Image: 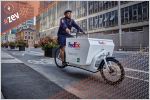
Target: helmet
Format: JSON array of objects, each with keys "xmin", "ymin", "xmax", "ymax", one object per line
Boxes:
[{"xmin": 64, "ymin": 10, "xmax": 72, "ymax": 15}]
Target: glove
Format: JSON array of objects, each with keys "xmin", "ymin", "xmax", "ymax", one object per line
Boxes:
[
  {"xmin": 66, "ymin": 28, "xmax": 71, "ymax": 34},
  {"xmin": 83, "ymin": 32, "xmax": 87, "ymax": 35}
]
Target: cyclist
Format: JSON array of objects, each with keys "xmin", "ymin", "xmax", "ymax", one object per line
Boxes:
[{"xmin": 57, "ymin": 9, "xmax": 85, "ymax": 66}]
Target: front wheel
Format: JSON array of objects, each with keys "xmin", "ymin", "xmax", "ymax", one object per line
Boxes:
[{"xmin": 99, "ymin": 57, "xmax": 125, "ymax": 85}]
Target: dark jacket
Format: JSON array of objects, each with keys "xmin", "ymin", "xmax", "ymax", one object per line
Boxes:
[{"xmin": 57, "ymin": 17, "xmax": 84, "ymax": 37}]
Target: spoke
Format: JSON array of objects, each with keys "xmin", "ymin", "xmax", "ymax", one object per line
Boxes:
[{"xmin": 103, "ymin": 61, "xmax": 121, "ymax": 82}]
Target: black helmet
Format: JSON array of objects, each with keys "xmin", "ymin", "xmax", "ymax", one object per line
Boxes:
[{"xmin": 64, "ymin": 10, "xmax": 72, "ymax": 15}]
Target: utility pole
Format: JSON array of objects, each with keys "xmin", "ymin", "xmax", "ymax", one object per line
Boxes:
[
  {"xmin": 118, "ymin": 1, "xmax": 122, "ymax": 50},
  {"xmin": 87, "ymin": 1, "xmax": 89, "ymax": 38}
]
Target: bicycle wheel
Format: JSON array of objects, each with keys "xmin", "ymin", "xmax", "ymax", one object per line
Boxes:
[
  {"xmin": 54, "ymin": 47, "xmax": 66, "ymax": 68},
  {"xmin": 99, "ymin": 57, "xmax": 125, "ymax": 85}
]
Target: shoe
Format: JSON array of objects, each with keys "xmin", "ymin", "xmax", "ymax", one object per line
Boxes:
[{"xmin": 62, "ymin": 62, "xmax": 67, "ymax": 66}]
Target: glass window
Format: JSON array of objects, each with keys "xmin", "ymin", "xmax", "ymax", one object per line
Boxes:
[
  {"xmin": 98, "ymin": 2, "xmax": 103, "ymax": 11},
  {"xmin": 82, "ymin": 2, "xmax": 87, "ymax": 17},
  {"xmin": 98, "ymin": 15, "xmax": 103, "ymax": 28},
  {"xmin": 105, "ymin": 1, "xmax": 109, "ymax": 10},
  {"xmin": 124, "ymin": 7, "xmax": 129, "ymax": 24},
  {"xmin": 28, "ymin": 36, "xmax": 30, "ymax": 39},
  {"xmin": 132, "ymin": 5, "xmax": 138, "ymax": 22},
  {"xmin": 106, "ymin": 12, "xmax": 110, "ymax": 27},
  {"xmin": 112, "ymin": 1, "xmax": 118, "ymax": 7},
  {"xmin": 82, "ymin": 19, "xmax": 87, "ymax": 31},
  {"xmin": 94, "ymin": 1, "xmax": 99, "ymax": 13},
  {"xmin": 108, "ymin": 2, "xmax": 112, "ymax": 9},
  {"xmin": 121, "ymin": 8, "xmax": 125, "ymax": 24},
  {"xmin": 78, "ymin": 19, "xmax": 87, "ymax": 31},
  {"xmin": 114, "ymin": 10, "xmax": 118, "ymax": 26},
  {"xmin": 103, "ymin": 14, "xmax": 106, "ymax": 27},
  {"xmin": 129, "ymin": 6, "xmax": 132, "ymax": 23},
  {"xmin": 114, "ymin": 1, "xmax": 118, "ymax": 6},
  {"xmin": 77, "ymin": 8, "xmax": 81, "ymax": 18},
  {"xmin": 93, "ymin": 16, "xmax": 99, "ymax": 29},
  {"xmin": 110, "ymin": 11, "xmax": 115, "ymax": 26},
  {"xmin": 57, "ymin": 1, "xmax": 67, "ymax": 19},
  {"xmin": 69, "ymin": 1, "xmax": 76, "ymax": 19},
  {"xmin": 25, "ymin": 36, "xmax": 27, "ymax": 39},
  {"xmin": 138, "ymin": 3, "xmax": 142, "ymax": 22},
  {"xmin": 142, "ymin": 2, "xmax": 148, "ymax": 21},
  {"xmin": 88, "ymin": 1, "xmax": 94, "ymax": 15},
  {"xmin": 89, "ymin": 17, "xmax": 93, "ymax": 30},
  {"xmin": 103, "ymin": 1, "xmax": 109, "ymax": 10},
  {"xmin": 76, "ymin": 1, "xmax": 87, "ymax": 18}
]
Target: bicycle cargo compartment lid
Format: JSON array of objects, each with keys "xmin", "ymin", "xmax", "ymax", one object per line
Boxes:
[{"xmin": 66, "ymin": 38, "xmax": 114, "ymax": 66}]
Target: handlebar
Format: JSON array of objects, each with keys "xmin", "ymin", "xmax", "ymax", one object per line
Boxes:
[
  {"xmin": 69, "ymin": 32, "xmax": 88, "ymax": 38},
  {"xmin": 70, "ymin": 32, "xmax": 88, "ymax": 35}
]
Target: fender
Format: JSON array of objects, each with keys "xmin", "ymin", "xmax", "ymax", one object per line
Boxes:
[{"xmin": 98, "ymin": 57, "xmax": 115, "ymax": 70}]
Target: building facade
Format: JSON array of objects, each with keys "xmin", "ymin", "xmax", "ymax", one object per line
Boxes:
[
  {"xmin": 1, "ymin": 30, "xmax": 16, "ymax": 43},
  {"xmin": 16, "ymin": 28, "xmax": 36, "ymax": 47},
  {"xmin": 17, "ymin": 19, "xmax": 35, "ymax": 31},
  {"xmin": 36, "ymin": 1, "xmax": 149, "ymax": 50}
]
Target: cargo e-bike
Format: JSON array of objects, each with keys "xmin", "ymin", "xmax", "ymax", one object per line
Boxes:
[{"xmin": 54, "ymin": 33, "xmax": 125, "ymax": 85}]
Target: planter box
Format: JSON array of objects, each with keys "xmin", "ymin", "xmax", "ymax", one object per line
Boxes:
[
  {"xmin": 10, "ymin": 46, "xmax": 15, "ymax": 49},
  {"xmin": 44, "ymin": 48, "xmax": 57, "ymax": 58},
  {"xmin": 19, "ymin": 46, "xmax": 25, "ymax": 51}
]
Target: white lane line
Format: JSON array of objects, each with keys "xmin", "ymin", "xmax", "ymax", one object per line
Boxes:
[
  {"xmin": 18, "ymin": 51, "xmax": 43, "ymax": 56},
  {"xmin": 2, "ymin": 51, "xmax": 23, "ymax": 63},
  {"xmin": 125, "ymin": 75, "xmax": 149, "ymax": 82},
  {"xmin": 2, "ymin": 59, "xmax": 23, "ymax": 63},
  {"xmin": 125, "ymin": 68, "xmax": 149, "ymax": 74},
  {"xmin": 29, "ymin": 51, "xmax": 43, "ymax": 55},
  {"xmin": 24, "ymin": 51, "xmax": 43, "ymax": 56}
]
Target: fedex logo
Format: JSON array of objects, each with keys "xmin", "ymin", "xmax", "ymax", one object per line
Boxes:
[{"xmin": 68, "ymin": 42, "xmax": 80, "ymax": 48}]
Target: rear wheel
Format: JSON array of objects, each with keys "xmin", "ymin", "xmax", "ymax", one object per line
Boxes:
[
  {"xmin": 54, "ymin": 47, "xmax": 66, "ymax": 68},
  {"xmin": 99, "ymin": 58, "xmax": 125, "ymax": 85}
]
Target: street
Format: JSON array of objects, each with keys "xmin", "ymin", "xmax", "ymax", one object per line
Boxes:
[{"xmin": 1, "ymin": 47, "xmax": 149, "ymax": 99}]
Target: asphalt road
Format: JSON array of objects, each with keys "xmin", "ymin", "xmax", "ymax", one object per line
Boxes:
[{"xmin": 1, "ymin": 47, "xmax": 149, "ymax": 99}]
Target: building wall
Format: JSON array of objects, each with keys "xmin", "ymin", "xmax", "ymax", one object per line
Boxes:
[
  {"xmin": 1, "ymin": 34, "xmax": 7, "ymax": 43},
  {"xmin": 16, "ymin": 29, "xmax": 35, "ymax": 47},
  {"xmin": 23, "ymin": 30, "xmax": 35, "ymax": 47},
  {"xmin": 37, "ymin": 1, "xmax": 149, "ymax": 50},
  {"xmin": 8, "ymin": 34, "xmax": 16, "ymax": 42}
]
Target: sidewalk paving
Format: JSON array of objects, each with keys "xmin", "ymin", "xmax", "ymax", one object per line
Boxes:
[{"xmin": 1, "ymin": 51, "xmax": 79, "ymax": 99}]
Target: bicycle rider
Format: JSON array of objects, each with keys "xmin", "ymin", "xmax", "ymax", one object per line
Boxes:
[{"xmin": 57, "ymin": 10, "xmax": 86, "ymax": 66}]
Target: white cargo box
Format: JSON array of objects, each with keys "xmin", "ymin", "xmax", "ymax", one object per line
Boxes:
[{"xmin": 66, "ymin": 38, "xmax": 114, "ymax": 65}]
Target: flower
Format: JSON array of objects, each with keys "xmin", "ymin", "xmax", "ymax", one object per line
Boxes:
[
  {"xmin": 39, "ymin": 36, "xmax": 59, "ymax": 50},
  {"xmin": 16, "ymin": 39, "xmax": 28, "ymax": 47},
  {"xmin": 9, "ymin": 42, "xmax": 16, "ymax": 47}
]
